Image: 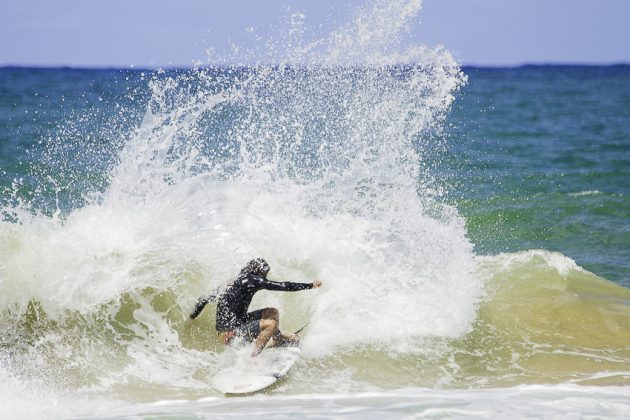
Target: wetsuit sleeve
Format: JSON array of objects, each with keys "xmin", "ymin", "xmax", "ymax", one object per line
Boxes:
[
  {"xmin": 258, "ymin": 278, "xmax": 314, "ymax": 292},
  {"xmin": 189, "ymin": 292, "xmax": 218, "ymax": 319}
]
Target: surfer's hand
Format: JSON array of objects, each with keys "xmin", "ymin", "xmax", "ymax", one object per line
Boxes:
[{"xmin": 312, "ymin": 280, "xmax": 322, "ymax": 288}]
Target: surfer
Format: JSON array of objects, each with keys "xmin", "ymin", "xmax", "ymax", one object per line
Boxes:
[{"xmin": 190, "ymin": 258, "xmax": 321, "ymax": 355}]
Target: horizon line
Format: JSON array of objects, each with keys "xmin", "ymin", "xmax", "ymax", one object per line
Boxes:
[{"xmin": 1, "ymin": 61, "xmax": 630, "ymax": 72}]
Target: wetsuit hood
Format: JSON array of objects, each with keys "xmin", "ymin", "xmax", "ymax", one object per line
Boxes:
[{"xmin": 241, "ymin": 258, "xmax": 270, "ymax": 278}]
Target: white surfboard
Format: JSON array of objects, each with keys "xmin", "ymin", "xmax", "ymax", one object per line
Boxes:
[{"xmin": 212, "ymin": 346, "xmax": 301, "ymax": 395}]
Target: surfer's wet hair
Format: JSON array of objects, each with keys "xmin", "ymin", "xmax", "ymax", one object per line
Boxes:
[{"xmin": 241, "ymin": 258, "xmax": 270, "ymax": 277}]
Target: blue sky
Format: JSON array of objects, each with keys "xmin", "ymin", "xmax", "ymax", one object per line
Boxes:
[{"xmin": 1, "ymin": 0, "xmax": 629, "ymax": 67}]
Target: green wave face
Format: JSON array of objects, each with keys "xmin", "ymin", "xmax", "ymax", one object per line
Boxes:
[
  {"xmin": 287, "ymin": 251, "xmax": 630, "ymax": 391},
  {"xmin": 463, "ymin": 251, "xmax": 630, "ymax": 386},
  {"xmin": 2, "ymin": 249, "xmax": 628, "ymax": 399}
]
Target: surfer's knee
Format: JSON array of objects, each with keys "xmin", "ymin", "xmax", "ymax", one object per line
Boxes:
[
  {"xmin": 262, "ymin": 307, "xmax": 279, "ymax": 321},
  {"xmin": 259, "ymin": 318, "xmax": 278, "ymax": 333}
]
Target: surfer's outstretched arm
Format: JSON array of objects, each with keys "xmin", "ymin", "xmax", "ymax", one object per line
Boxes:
[{"xmin": 256, "ymin": 277, "xmax": 321, "ymax": 292}]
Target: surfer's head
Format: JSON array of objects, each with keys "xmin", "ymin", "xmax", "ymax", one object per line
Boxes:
[{"xmin": 242, "ymin": 258, "xmax": 270, "ymax": 278}]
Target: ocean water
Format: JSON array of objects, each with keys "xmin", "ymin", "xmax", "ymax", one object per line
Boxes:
[{"xmin": 1, "ymin": 1, "xmax": 629, "ymax": 418}]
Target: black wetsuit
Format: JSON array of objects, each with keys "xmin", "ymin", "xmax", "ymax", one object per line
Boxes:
[
  {"xmin": 189, "ymin": 270, "xmax": 313, "ymax": 342},
  {"xmin": 215, "ymin": 274, "xmax": 312, "ymax": 332}
]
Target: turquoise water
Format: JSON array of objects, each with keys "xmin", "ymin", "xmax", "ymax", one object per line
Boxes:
[{"xmin": 446, "ymin": 65, "xmax": 630, "ymax": 285}]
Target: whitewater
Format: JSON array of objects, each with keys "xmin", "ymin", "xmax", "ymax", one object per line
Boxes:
[{"xmin": 1, "ymin": 0, "xmax": 629, "ymax": 418}]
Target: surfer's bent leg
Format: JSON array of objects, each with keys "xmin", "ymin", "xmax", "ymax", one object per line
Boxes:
[
  {"xmin": 239, "ymin": 308, "xmax": 299, "ymax": 355},
  {"xmin": 258, "ymin": 307, "xmax": 299, "ymax": 348},
  {"xmin": 232, "ymin": 308, "xmax": 276, "ymax": 355},
  {"xmin": 253, "ymin": 318, "xmax": 278, "ymax": 355}
]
